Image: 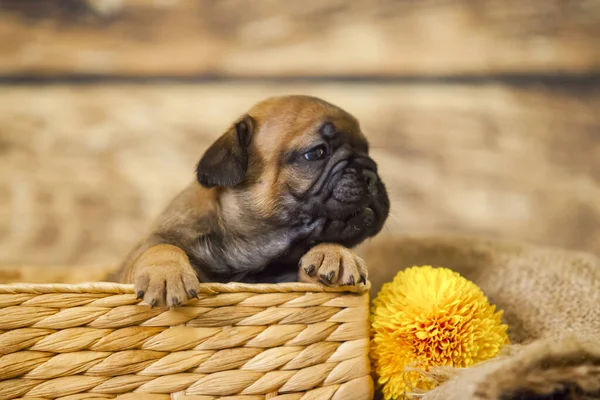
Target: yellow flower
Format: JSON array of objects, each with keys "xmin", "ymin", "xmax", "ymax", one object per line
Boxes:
[{"xmin": 370, "ymin": 266, "xmax": 509, "ymax": 399}]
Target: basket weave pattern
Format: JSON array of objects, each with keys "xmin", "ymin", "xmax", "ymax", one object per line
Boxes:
[{"xmin": 0, "ymin": 282, "xmax": 372, "ymax": 400}]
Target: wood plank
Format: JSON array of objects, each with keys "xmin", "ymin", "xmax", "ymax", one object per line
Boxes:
[
  {"xmin": 1, "ymin": 0, "xmax": 599, "ymax": 77},
  {"xmin": 0, "ymin": 82, "xmax": 599, "ymax": 267}
]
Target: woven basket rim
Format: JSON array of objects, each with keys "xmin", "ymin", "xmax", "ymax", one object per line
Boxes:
[{"xmin": 0, "ymin": 281, "xmax": 370, "ymax": 295}]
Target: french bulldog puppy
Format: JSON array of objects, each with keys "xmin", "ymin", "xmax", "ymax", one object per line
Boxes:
[{"xmin": 116, "ymin": 95, "xmax": 390, "ymax": 307}]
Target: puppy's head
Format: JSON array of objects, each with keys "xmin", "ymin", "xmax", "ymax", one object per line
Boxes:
[{"xmin": 196, "ymin": 95, "xmax": 390, "ymax": 248}]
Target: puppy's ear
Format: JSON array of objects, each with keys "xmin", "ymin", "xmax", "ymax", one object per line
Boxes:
[{"xmin": 196, "ymin": 115, "xmax": 254, "ymax": 188}]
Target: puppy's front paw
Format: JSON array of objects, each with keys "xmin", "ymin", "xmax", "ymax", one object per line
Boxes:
[
  {"xmin": 133, "ymin": 244, "xmax": 200, "ymax": 308},
  {"xmin": 298, "ymin": 243, "xmax": 367, "ymax": 287}
]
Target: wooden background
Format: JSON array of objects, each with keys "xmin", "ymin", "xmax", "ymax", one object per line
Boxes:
[{"xmin": 0, "ymin": 0, "xmax": 599, "ymax": 269}]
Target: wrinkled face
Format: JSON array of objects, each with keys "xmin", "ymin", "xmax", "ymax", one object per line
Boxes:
[
  {"xmin": 245, "ymin": 96, "xmax": 390, "ymax": 247},
  {"xmin": 196, "ymin": 95, "xmax": 390, "ymax": 248}
]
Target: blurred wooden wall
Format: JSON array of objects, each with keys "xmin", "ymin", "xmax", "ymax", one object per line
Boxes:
[{"xmin": 0, "ymin": 0, "xmax": 599, "ymax": 268}]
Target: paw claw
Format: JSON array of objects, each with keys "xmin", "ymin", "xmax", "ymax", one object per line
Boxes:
[
  {"xmin": 348, "ymin": 276, "xmax": 355, "ymax": 286},
  {"xmin": 189, "ymin": 289, "xmax": 198, "ymax": 299},
  {"xmin": 305, "ymin": 264, "xmax": 315, "ymax": 275},
  {"xmin": 150, "ymin": 298, "xmax": 157, "ymax": 308},
  {"xmin": 172, "ymin": 297, "xmax": 180, "ymax": 306},
  {"xmin": 359, "ymin": 275, "xmax": 367, "ymax": 285},
  {"xmin": 326, "ymin": 271, "xmax": 335, "ymax": 282},
  {"xmin": 136, "ymin": 290, "xmax": 145, "ymax": 300}
]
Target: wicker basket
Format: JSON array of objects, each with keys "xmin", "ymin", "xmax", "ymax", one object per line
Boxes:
[{"xmin": 0, "ymin": 281, "xmax": 372, "ymax": 400}]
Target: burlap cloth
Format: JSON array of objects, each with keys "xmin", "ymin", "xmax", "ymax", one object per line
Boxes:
[
  {"xmin": 1, "ymin": 235, "xmax": 599, "ymax": 399},
  {"xmin": 361, "ymin": 236, "xmax": 600, "ymax": 400}
]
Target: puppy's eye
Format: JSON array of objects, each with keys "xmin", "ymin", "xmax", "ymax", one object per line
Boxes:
[{"xmin": 303, "ymin": 145, "xmax": 328, "ymax": 161}]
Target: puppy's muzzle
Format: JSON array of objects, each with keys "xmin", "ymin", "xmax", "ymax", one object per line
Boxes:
[{"xmin": 331, "ymin": 166, "xmax": 377, "ymax": 204}]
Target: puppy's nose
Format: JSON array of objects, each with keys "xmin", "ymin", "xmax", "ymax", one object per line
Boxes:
[
  {"xmin": 353, "ymin": 156, "xmax": 378, "ymax": 173},
  {"xmin": 363, "ymin": 170, "xmax": 378, "ymax": 192}
]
